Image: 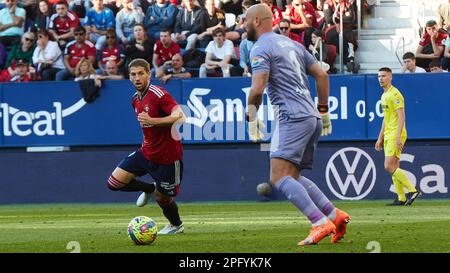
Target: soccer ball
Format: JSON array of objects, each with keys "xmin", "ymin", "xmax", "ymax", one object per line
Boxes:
[
  {"xmin": 127, "ymin": 216, "xmax": 158, "ymax": 245},
  {"xmin": 256, "ymin": 182, "xmax": 272, "ymax": 197}
]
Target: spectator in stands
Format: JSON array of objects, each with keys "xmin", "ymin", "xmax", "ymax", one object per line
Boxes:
[
  {"xmin": 0, "ymin": 0, "xmax": 26, "ymax": 49},
  {"xmin": 152, "ymin": 28, "xmax": 180, "ymax": 76},
  {"xmin": 437, "ymin": 0, "xmax": 450, "ymax": 35},
  {"xmin": 217, "ymin": 0, "xmax": 243, "ymax": 16},
  {"xmin": 69, "ymin": 0, "xmax": 91, "ymax": 19},
  {"xmin": 56, "ymin": 25, "xmax": 96, "ymax": 81},
  {"xmin": 19, "ymin": 0, "xmax": 38, "ymax": 21},
  {"xmin": 5, "ymin": 31, "xmax": 36, "ymax": 69},
  {"xmin": 116, "ymin": 0, "xmax": 145, "ymax": 44},
  {"xmin": 103, "ymin": 0, "xmax": 121, "ymax": 16},
  {"xmin": 324, "ymin": 16, "xmax": 359, "ymax": 73},
  {"xmin": 279, "ymin": 18, "xmax": 302, "ymax": 44},
  {"xmin": 323, "ymin": 0, "xmax": 354, "ymax": 27},
  {"xmin": 97, "ymin": 29, "xmax": 125, "ymax": 75},
  {"xmin": 401, "ymin": 52, "xmax": 426, "ymax": 73},
  {"xmin": 98, "ymin": 59, "xmax": 125, "ymax": 80},
  {"xmin": 415, "ymin": 20, "xmax": 447, "ymax": 70},
  {"xmin": 274, "ymin": 0, "xmax": 290, "ymax": 12},
  {"xmin": 283, "ymin": 0, "xmax": 319, "ymax": 49},
  {"xmin": 74, "ymin": 57, "xmax": 101, "ymax": 86},
  {"xmin": 443, "ymin": 36, "xmax": 450, "ymax": 70},
  {"xmin": 194, "ymin": 0, "xmax": 226, "ymax": 49},
  {"xmin": 123, "ymin": 23, "xmax": 155, "ymax": 71},
  {"xmin": 32, "ymin": 29, "xmax": 65, "ymax": 81},
  {"xmin": 0, "ymin": 58, "xmax": 36, "ymax": 82},
  {"xmin": 156, "ymin": 53, "xmax": 191, "ymax": 83},
  {"xmin": 85, "ymin": 0, "xmax": 116, "ymax": 51},
  {"xmin": 144, "ymin": 0, "xmax": 178, "ymax": 40},
  {"xmin": 172, "ymin": 0, "xmax": 205, "ymax": 50},
  {"xmin": 0, "ymin": 43, "xmax": 6, "ymax": 69},
  {"xmin": 199, "ymin": 28, "xmax": 236, "ymax": 78},
  {"xmin": 234, "ymin": 37, "xmax": 253, "ymax": 76},
  {"xmin": 260, "ymin": 0, "xmax": 282, "ymax": 30},
  {"xmin": 225, "ymin": 0, "xmax": 254, "ymax": 42},
  {"xmin": 308, "ymin": 29, "xmax": 329, "ymax": 68},
  {"xmin": 33, "ymin": 0, "xmax": 53, "ymax": 32},
  {"xmin": 429, "ymin": 59, "xmax": 447, "ymax": 73},
  {"xmin": 49, "ymin": 1, "xmax": 80, "ymax": 49},
  {"xmin": 133, "ymin": 0, "xmax": 154, "ymax": 14}
]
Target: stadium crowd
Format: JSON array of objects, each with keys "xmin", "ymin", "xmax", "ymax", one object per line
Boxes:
[{"xmin": 0, "ymin": 0, "xmax": 448, "ymax": 83}]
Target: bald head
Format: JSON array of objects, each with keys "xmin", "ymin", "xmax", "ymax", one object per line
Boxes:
[{"xmin": 245, "ymin": 4, "xmax": 273, "ymax": 42}]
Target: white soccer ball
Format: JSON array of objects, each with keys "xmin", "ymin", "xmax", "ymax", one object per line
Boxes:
[
  {"xmin": 256, "ymin": 182, "xmax": 272, "ymax": 197},
  {"xmin": 127, "ymin": 216, "xmax": 158, "ymax": 245}
]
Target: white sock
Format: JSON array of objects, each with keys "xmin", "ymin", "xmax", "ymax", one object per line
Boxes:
[
  {"xmin": 327, "ymin": 208, "xmax": 337, "ymax": 221},
  {"xmin": 312, "ymin": 216, "xmax": 328, "ymax": 227}
]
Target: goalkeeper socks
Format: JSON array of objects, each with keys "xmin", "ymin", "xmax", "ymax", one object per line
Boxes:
[
  {"xmin": 159, "ymin": 200, "xmax": 182, "ymax": 226},
  {"xmin": 119, "ymin": 178, "xmax": 156, "ymax": 193},
  {"xmin": 393, "ymin": 168, "xmax": 416, "ymax": 193},
  {"xmin": 392, "ymin": 177, "xmax": 406, "ymax": 202},
  {"xmin": 298, "ymin": 176, "xmax": 336, "ymax": 219},
  {"xmin": 275, "ymin": 176, "xmax": 326, "ymax": 226}
]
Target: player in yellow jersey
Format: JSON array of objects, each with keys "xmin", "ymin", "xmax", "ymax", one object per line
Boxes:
[{"xmin": 375, "ymin": 67, "xmax": 421, "ymax": 206}]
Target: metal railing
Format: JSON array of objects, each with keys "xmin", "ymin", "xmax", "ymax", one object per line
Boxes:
[
  {"xmin": 395, "ymin": 37, "xmax": 405, "ymax": 66},
  {"xmin": 417, "ymin": 2, "xmax": 426, "ymax": 38}
]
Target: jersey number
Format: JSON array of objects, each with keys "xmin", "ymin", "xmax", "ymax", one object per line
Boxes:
[{"xmin": 289, "ymin": 50, "xmax": 307, "ymax": 96}]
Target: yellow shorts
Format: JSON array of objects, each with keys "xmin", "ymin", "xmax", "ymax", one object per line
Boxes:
[{"xmin": 384, "ymin": 135, "xmax": 407, "ymax": 158}]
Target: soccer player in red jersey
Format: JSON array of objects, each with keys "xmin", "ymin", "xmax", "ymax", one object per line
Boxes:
[{"xmin": 107, "ymin": 58, "xmax": 186, "ymax": 235}]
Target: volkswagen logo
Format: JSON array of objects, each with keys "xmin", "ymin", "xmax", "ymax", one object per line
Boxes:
[{"xmin": 326, "ymin": 147, "xmax": 376, "ymax": 200}]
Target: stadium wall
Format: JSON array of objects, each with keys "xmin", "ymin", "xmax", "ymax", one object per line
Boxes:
[
  {"xmin": 0, "ymin": 75, "xmax": 448, "ymax": 203},
  {"xmin": 0, "ymin": 141, "xmax": 448, "ymax": 204}
]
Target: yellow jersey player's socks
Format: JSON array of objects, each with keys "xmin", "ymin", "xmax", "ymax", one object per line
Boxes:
[
  {"xmin": 393, "ymin": 168, "xmax": 417, "ymax": 193},
  {"xmin": 392, "ymin": 177, "xmax": 406, "ymax": 202}
]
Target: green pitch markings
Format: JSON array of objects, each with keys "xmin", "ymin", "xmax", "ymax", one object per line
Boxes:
[{"xmin": 0, "ymin": 200, "xmax": 449, "ymax": 253}]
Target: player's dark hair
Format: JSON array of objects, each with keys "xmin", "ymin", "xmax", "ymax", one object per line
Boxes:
[
  {"xmin": 378, "ymin": 67, "xmax": 392, "ymax": 73},
  {"xmin": 128, "ymin": 58, "xmax": 150, "ymax": 72},
  {"xmin": 402, "ymin": 52, "xmax": 415, "ymax": 60}
]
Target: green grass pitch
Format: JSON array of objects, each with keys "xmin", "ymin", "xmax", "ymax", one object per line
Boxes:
[{"xmin": 1, "ymin": 200, "xmax": 450, "ymax": 253}]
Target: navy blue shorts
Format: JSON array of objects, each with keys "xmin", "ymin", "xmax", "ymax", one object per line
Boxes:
[{"xmin": 117, "ymin": 149, "xmax": 183, "ymax": 197}]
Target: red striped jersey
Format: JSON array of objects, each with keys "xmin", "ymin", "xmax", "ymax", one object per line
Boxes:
[{"xmin": 131, "ymin": 84, "xmax": 183, "ymax": 164}]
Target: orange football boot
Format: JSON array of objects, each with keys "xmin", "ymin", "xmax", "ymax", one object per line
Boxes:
[
  {"xmin": 298, "ymin": 220, "xmax": 336, "ymax": 246},
  {"xmin": 331, "ymin": 209, "xmax": 350, "ymax": 243}
]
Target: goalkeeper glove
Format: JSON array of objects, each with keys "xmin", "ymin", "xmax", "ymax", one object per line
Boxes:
[
  {"xmin": 247, "ymin": 116, "xmax": 266, "ymax": 142},
  {"xmin": 318, "ymin": 104, "xmax": 332, "ymax": 137}
]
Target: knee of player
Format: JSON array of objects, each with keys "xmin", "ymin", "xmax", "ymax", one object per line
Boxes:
[
  {"xmin": 107, "ymin": 175, "xmax": 123, "ymax": 191},
  {"xmin": 156, "ymin": 193, "xmax": 173, "ymax": 206},
  {"xmin": 384, "ymin": 163, "xmax": 396, "ymax": 174}
]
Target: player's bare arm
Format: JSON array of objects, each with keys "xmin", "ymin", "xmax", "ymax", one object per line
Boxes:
[
  {"xmin": 375, "ymin": 119, "xmax": 385, "ymax": 151},
  {"xmin": 247, "ymin": 71, "xmax": 269, "ymax": 121},
  {"xmin": 395, "ymin": 107, "xmax": 406, "ymax": 151},
  {"xmin": 137, "ymin": 106, "xmax": 185, "ymax": 127},
  {"xmin": 308, "ymin": 62, "xmax": 329, "ymax": 105}
]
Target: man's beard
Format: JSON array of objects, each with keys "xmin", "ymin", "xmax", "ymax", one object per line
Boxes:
[{"xmin": 247, "ymin": 25, "xmax": 257, "ymax": 42}]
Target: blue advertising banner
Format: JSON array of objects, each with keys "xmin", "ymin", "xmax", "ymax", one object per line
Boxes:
[
  {"xmin": 0, "ymin": 142, "xmax": 447, "ymax": 203},
  {"xmin": 366, "ymin": 73, "xmax": 450, "ymax": 140},
  {"xmin": 0, "ymin": 74, "xmax": 449, "ymax": 147}
]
